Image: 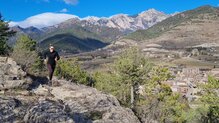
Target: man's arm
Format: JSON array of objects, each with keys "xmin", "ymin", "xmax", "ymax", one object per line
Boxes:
[
  {"xmin": 43, "ymin": 51, "xmax": 48, "ymax": 64},
  {"xmin": 56, "ymin": 52, "xmax": 60, "ymax": 61}
]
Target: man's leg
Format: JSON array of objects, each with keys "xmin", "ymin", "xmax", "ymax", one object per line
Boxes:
[
  {"xmin": 50, "ymin": 64, "xmax": 56, "ymax": 80},
  {"xmin": 47, "ymin": 64, "xmax": 56, "ymax": 86},
  {"xmin": 47, "ymin": 64, "xmax": 53, "ymax": 81}
]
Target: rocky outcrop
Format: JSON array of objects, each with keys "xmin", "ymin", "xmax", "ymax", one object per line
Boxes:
[
  {"xmin": 0, "ymin": 80, "xmax": 140, "ymax": 123},
  {"xmin": 24, "ymin": 99, "xmax": 74, "ymax": 123},
  {"xmin": 0, "ymin": 57, "xmax": 140, "ymax": 123},
  {"xmin": 0, "ymin": 57, "xmax": 31, "ymax": 90},
  {"xmin": 32, "ymin": 80, "xmax": 140, "ymax": 123}
]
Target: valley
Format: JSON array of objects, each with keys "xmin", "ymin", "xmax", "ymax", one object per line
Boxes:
[{"xmin": 64, "ymin": 6, "xmax": 219, "ymax": 100}]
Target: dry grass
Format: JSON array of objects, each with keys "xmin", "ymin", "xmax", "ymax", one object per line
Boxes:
[{"xmin": 172, "ymin": 57, "xmax": 215, "ymax": 68}]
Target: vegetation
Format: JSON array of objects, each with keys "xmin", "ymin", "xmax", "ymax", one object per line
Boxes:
[
  {"xmin": 11, "ymin": 35, "xmax": 44, "ymax": 74},
  {"xmin": 92, "ymin": 47, "xmax": 219, "ymax": 123},
  {"xmin": 191, "ymin": 76, "xmax": 219, "ymax": 123},
  {"xmin": 0, "ymin": 14, "xmax": 16, "ymax": 55},
  {"xmin": 54, "ymin": 58, "xmax": 91, "ymax": 85},
  {"xmin": 40, "ymin": 33, "xmax": 107, "ymax": 54},
  {"xmin": 37, "ymin": 22, "xmax": 123, "ymax": 43},
  {"xmin": 125, "ymin": 5, "xmax": 219, "ymax": 41},
  {"xmin": 93, "ymin": 48, "xmax": 190, "ymax": 122},
  {"xmin": 135, "ymin": 66, "xmax": 189, "ymax": 123},
  {"xmin": 38, "ymin": 25, "xmax": 121, "ymax": 54},
  {"xmin": 94, "ymin": 47, "xmax": 152, "ymax": 107}
]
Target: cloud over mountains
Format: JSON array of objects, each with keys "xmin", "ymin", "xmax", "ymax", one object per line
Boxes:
[{"xmin": 9, "ymin": 13, "xmax": 77, "ymax": 28}]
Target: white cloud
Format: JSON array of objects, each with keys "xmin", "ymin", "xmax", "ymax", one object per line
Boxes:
[
  {"xmin": 9, "ymin": 22, "xmax": 19, "ymax": 27},
  {"xmin": 60, "ymin": 8, "xmax": 68, "ymax": 13},
  {"xmin": 9, "ymin": 12, "xmax": 78, "ymax": 28},
  {"xmin": 63, "ymin": 0, "xmax": 78, "ymax": 5}
]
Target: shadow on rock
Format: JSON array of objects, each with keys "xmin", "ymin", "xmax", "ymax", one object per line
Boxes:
[{"xmin": 27, "ymin": 74, "xmax": 49, "ymax": 90}]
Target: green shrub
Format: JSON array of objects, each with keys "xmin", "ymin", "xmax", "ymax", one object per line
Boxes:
[
  {"xmin": 93, "ymin": 71, "xmax": 131, "ymax": 106},
  {"xmin": 193, "ymin": 76, "xmax": 219, "ymax": 123},
  {"xmin": 55, "ymin": 58, "xmax": 90, "ymax": 85}
]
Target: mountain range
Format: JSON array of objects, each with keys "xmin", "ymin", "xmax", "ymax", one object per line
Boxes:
[
  {"xmin": 10, "ymin": 9, "xmax": 169, "ymax": 54},
  {"xmin": 11, "ymin": 6, "xmax": 219, "ymax": 54}
]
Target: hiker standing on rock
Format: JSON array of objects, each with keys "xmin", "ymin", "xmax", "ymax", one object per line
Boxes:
[{"xmin": 44, "ymin": 45, "xmax": 60, "ymax": 85}]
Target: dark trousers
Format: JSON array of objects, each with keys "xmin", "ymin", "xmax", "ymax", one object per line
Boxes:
[{"xmin": 47, "ymin": 64, "xmax": 56, "ymax": 81}]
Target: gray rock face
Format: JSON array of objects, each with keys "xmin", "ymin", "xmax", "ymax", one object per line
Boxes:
[
  {"xmin": 33, "ymin": 80, "xmax": 140, "ymax": 123},
  {"xmin": 0, "ymin": 57, "xmax": 31, "ymax": 90},
  {"xmin": 0, "ymin": 96, "xmax": 22, "ymax": 122},
  {"xmin": 0, "ymin": 79, "xmax": 140, "ymax": 123},
  {"xmin": 24, "ymin": 99, "xmax": 74, "ymax": 123}
]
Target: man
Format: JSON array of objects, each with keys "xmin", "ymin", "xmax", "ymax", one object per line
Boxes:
[{"xmin": 44, "ymin": 45, "xmax": 60, "ymax": 85}]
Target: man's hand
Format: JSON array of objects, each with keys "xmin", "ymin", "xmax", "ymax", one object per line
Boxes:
[{"xmin": 44, "ymin": 59, "xmax": 48, "ymax": 64}]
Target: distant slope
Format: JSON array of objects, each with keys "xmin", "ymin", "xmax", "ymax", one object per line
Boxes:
[
  {"xmin": 11, "ymin": 25, "xmax": 108, "ymax": 54},
  {"xmin": 40, "ymin": 19, "xmax": 123, "ymax": 43},
  {"xmin": 39, "ymin": 33, "xmax": 107, "ymax": 54},
  {"xmin": 125, "ymin": 5, "xmax": 219, "ymax": 42},
  {"xmin": 38, "ymin": 24, "xmax": 110, "ymax": 54}
]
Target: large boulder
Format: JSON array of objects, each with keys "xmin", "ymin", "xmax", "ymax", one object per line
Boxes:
[
  {"xmin": 45, "ymin": 80, "xmax": 140, "ymax": 123},
  {"xmin": 0, "ymin": 57, "xmax": 31, "ymax": 90},
  {"xmin": 24, "ymin": 99, "xmax": 74, "ymax": 123}
]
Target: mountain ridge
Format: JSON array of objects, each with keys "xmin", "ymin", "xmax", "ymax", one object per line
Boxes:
[
  {"xmin": 11, "ymin": 8, "xmax": 169, "ymax": 32},
  {"xmin": 10, "ymin": 8, "xmax": 170, "ymax": 54},
  {"xmin": 125, "ymin": 5, "xmax": 219, "ymax": 44}
]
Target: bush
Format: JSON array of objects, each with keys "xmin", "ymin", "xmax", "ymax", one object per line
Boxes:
[
  {"xmin": 93, "ymin": 71, "xmax": 131, "ymax": 106},
  {"xmin": 54, "ymin": 58, "xmax": 90, "ymax": 85},
  {"xmin": 134, "ymin": 66, "xmax": 189, "ymax": 123},
  {"xmin": 193, "ymin": 76, "xmax": 219, "ymax": 123}
]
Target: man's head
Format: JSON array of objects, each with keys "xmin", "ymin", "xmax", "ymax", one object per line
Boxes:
[{"xmin": 49, "ymin": 45, "xmax": 55, "ymax": 52}]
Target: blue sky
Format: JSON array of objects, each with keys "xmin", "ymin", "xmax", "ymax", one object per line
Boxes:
[{"xmin": 0, "ymin": 0, "xmax": 218, "ymax": 21}]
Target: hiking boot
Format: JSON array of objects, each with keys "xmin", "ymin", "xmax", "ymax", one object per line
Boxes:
[{"xmin": 48, "ymin": 80, "xmax": 52, "ymax": 86}]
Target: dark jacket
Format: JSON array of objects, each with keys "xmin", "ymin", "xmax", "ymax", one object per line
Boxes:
[{"xmin": 44, "ymin": 50, "xmax": 60, "ymax": 65}]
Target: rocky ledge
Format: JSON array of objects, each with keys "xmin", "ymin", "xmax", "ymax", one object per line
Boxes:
[{"xmin": 0, "ymin": 57, "xmax": 140, "ymax": 123}]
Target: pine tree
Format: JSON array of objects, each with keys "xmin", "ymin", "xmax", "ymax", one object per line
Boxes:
[
  {"xmin": 0, "ymin": 13, "xmax": 16, "ymax": 55},
  {"xmin": 114, "ymin": 47, "xmax": 152, "ymax": 107},
  {"xmin": 11, "ymin": 35, "xmax": 38, "ymax": 71}
]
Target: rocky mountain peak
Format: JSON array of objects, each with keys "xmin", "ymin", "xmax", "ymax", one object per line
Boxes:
[
  {"xmin": 18, "ymin": 8, "xmax": 169, "ymax": 32},
  {"xmin": 141, "ymin": 8, "xmax": 162, "ymax": 14},
  {"xmin": 138, "ymin": 8, "xmax": 168, "ymax": 19},
  {"xmin": 82, "ymin": 16, "xmax": 100, "ymax": 21}
]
